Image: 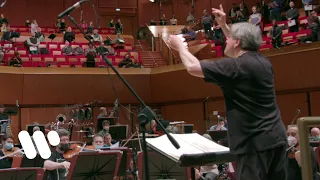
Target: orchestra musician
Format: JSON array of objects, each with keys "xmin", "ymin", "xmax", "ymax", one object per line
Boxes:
[
  {"xmin": 103, "ymin": 133, "xmax": 113, "ymax": 147},
  {"xmin": 92, "ymin": 134, "xmax": 104, "ymax": 150},
  {"xmin": 286, "ymin": 127, "xmax": 319, "ymax": 180},
  {"xmin": 0, "ymin": 135, "xmax": 22, "ymax": 169},
  {"xmin": 167, "ymin": 5, "xmax": 288, "ymax": 180},
  {"xmin": 98, "ymin": 120, "xmax": 110, "ymax": 137},
  {"xmin": 44, "ymin": 129, "xmax": 71, "ymax": 180}
]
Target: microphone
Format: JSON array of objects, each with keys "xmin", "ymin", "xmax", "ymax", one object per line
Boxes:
[
  {"xmin": 0, "ymin": 0, "xmax": 7, "ymax": 8},
  {"xmin": 58, "ymin": 0, "xmax": 86, "ymax": 19},
  {"xmin": 114, "ymin": 99, "xmax": 119, "ymax": 117}
]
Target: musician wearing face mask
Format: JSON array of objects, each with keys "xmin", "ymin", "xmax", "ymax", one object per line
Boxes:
[
  {"xmin": 92, "ymin": 134, "xmax": 104, "ymax": 150},
  {"xmin": 44, "ymin": 129, "xmax": 71, "ymax": 180},
  {"xmin": 0, "ymin": 135, "xmax": 22, "ymax": 169},
  {"xmin": 286, "ymin": 127, "xmax": 320, "ymax": 180}
]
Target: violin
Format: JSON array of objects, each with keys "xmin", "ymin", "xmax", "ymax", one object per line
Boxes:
[
  {"xmin": 63, "ymin": 143, "xmax": 95, "ymax": 159},
  {"xmin": 288, "ymin": 144, "xmax": 300, "ymax": 159},
  {"xmin": 0, "ymin": 147, "xmax": 24, "ymax": 160}
]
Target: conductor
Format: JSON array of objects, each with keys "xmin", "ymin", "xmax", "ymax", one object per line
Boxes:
[{"xmin": 167, "ymin": 5, "xmax": 287, "ymax": 180}]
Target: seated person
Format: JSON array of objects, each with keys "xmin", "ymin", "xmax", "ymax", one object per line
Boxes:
[
  {"xmin": 85, "ymin": 53, "xmax": 96, "ymax": 67},
  {"xmin": 209, "ymin": 116, "xmax": 227, "ymax": 130},
  {"xmin": 150, "ymin": 17, "xmax": 157, "ymax": 26},
  {"xmin": 59, "ymin": 19, "xmax": 66, "ymax": 33},
  {"xmin": 1, "ymin": 22, "xmax": 7, "ymax": 32},
  {"xmin": 73, "ymin": 46, "xmax": 84, "ymax": 55},
  {"xmin": 86, "ymin": 21, "xmax": 94, "ymax": 34},
  {"xmin": 92, "ymin": 134, "xmax": 104, "ymax": 150},
  {"xmin": 0, "ymin": 46, "xmax": 4, "ymax": 64},
  {"xmin": 98, "ymin": 120, "xmax": 110, "ymax": 137},
  {"xmin": 307, "ymin": 10, "xmax": 320, "ymax": 42},
  {"xmin": 165, "ymin": 125, "xmax": 180, "ymax": 134},
  {"xmin": 270, "ymin": 19, "xmax": 282, "ymax": 48},
  {"xmin": 104, "ymin": 133, "xmax": 113, "ymax": 148},
  {"xmin": 115, "ymin": 19, "xmax": 123, "ymax": 34},
  {"xmin": 170, "ymin": 15, "xmax": 178, "ymax": 25},
  {"xmin": 63, "ymin": 27, "xmax": 75, "ymax": 43},
  {"xmin": 113, "ymin": 33, "xmax": 125, "ymax": 45},
  {"xmin": 25, "ymin": 20, "xmax": 31, "ymax": 27},
  {"xmin": 286, "ymin": 126, "xmax": 320, "ymax": 180},
  {"xmin": 43, "ymin": 129, "xmax": 71, "ymax": 180},
  {"xmin": 62, "ymin": 41, "xmax": 73, "ymax": 55},
  {"xmin": 9, "ymin": 52, "xmax": 22, "ymax": 67},
  {"xmin": 85, "ymin": 43, "xmax": 96, "ymax": 57},
  {"xmin": 1, "ymin": 26, "xmax": 12, "ymax": 41},
  {"xmin": 91, "ymin": 29, "xmax": 103, "ymax": 43},
  {"xmin": 183, "ymin": 26, "xmax": 196, "ymax": 41},
  {"xmin": 118, "ymin": 53, "xmax": 133, "ymax": 68},
  {"xmin": 96, "ymin": 42, "xmax": 109, "ymax": 55},
  {"xmin": 0, "ymin": 135, "xmax": 22, "ymax": 169},
  {"xmin": 104, "ymin": 36, "xmax": 114, "ymax": 46},
  {"xmin": 35, "ymin": 27, "xmax": 45, "ymax": 42},
  {"xmin": 27, "ymin": 32, "xmax": 40, "ymax": 54},
  {"xmin": 78, "ymin": 20, "xmax": 88, "ymax": 30},
  {"xmin": 211, "ymin": 21, "xmax": 225, "ymax": 46},
  {"xmin": 310, "ymin": 127, "xmax": 320, "ymax": 141},
  {"xmin": 97, "ymin": 107, "xmax": 108, "ymax": 119}
]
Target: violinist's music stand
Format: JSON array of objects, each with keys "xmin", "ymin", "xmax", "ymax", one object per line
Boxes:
[
  {"xmin": 0, "ymin": 167, "xmax": 45, "ymax": 180},
  {"xmin": 137, "ymin": 150, "xmax": 191, "ymax": 180},
  {"xmin": 109, "ymin": 125, "xmax": 128, "ymax": 140},
  {"xmin": 67, "ymin": 150, "xmax": 122, "ymax": 179}
]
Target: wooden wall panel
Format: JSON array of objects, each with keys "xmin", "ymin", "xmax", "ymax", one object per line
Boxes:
[
  {"xmin": 161, "ymin": 102, "xmax": 204, "ymax": 133},
  {"xmin": 310, "ymin": 91, "xmax": 320, "ymax": 116},
  {"xmin": 0, "ymin": 67, "xmax": 24, "ymax": 104},
  {"xmin": 276, "ymin": 93, "xmax": 309, "ymax": 126}
]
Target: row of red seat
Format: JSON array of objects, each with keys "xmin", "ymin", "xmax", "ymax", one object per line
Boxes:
[
  {"xmin": 3, "ymin": 54, "xmax": 139, "ymax": 68},
  {"xmin": 9, "ymin": 26, "xmax": 117, "ymax": 35}
]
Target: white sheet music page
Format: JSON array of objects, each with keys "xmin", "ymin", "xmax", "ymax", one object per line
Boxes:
[{"xmin": 146, "ymin": 133, "xmax": 229, "ymax": 161}]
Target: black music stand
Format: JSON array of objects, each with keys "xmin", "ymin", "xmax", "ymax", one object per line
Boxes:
[
  {"xmin": 137, "ymin": 150, "xmax": 190, "ymax": 180},
  {"xmin": 0, "ymin": 168, "xmax": 45, "ymax": 180},
  {"xmin": 207, "ymin": 130, "xmax": 228, "ymax": 142},
  {"xmin": 12, "ymin": 155, "xmax": 45, "ymax": 168},
  {"xmin": 110, "ymin": 147, "xmax": 132, "ymax": 177},
  {"xmin": 109, "ymin": 125, "xmax": 128, "ymax": 140},
  {"xmin": 97, "ymin": 117, "xmax": 115, "ymax": 131},
  {"xmin": 179, "ymin": 151, "xmax": 236, "ymax": 167},
  {"xmin": 26, "ymin": 125, "xmax": 45, "ymax": 136},
  {"xmin": 184, "ymin": 124, "xmax": 194, "ymax": 134},
  {"xmin": 67, "ymin": 150, "xmax": 122, "ymax": 179}
]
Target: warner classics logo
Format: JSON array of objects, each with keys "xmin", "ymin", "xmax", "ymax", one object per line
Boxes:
[{"xmin": 18, "ymin": 131, "xmax": 60, "ymax": 159}]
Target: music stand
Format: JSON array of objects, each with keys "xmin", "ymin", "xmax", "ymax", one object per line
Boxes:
[
  {"xmin": 12, "ymin": 155, "xmax": 45, "ymax": 168},
  {"xmin": 137, "ymin": 150, "xmax": 190, "ymax": 180},
  {"xmin": 67, "ymin": 150, "xmax": 122, "ymax": 179},
  {"xmin": 97, "ymin": 117, "xmax": 115, "ymax": 132},
  {"xmin": 207, "ymin": 130, "xmax": 228, "ymax": 142},
  {"xmin": 109, "ymin": 125, "xmax": 128, "ymax": 140},
  {"xmin": 48, "ymin": 34, "xmax": 56, "ymax": 42},
  {"xmin": 184, "ymin": 124, "xmax": 194, "ymax": 134},
  {"xmin": 26, "ymin": 125, "xmax": 45, "ymax": 136},
  {"xmin": 0, "ymin": 168, "xmax": 45, "ymax": 180}
]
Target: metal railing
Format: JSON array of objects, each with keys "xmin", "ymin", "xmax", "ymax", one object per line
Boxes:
[{"xmin": 297, "ymin": 117, "xmax": 320, "ymax": 180}]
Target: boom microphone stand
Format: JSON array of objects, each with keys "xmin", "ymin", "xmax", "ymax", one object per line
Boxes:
[{"xmin": 62, "ymin": 9, "xmax": 180, "ymax": 180}]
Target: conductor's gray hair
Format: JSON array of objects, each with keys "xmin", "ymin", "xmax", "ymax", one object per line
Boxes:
[{"xmin": 231, "ymin": 22, "xmax": 262, "ymax": 51}]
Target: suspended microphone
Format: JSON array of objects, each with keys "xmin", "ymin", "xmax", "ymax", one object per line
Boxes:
[
  {"xmin": 114, "ymin": 99, "xmax": 119, "ymax": 116},
  {"xmin": 58, "ymin": 0, "xmax": 86, "ymax": 19},
  {"xmin": 0, "ymin": 0, "xmax": 7, "ymax": 8}
]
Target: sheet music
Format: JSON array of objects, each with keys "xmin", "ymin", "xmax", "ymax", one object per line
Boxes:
[
  {"xmin": 111, "ymin": 142, "xmax": 119, "ymax": 148},
  {"xmin": 304, "ymin": 5, "xmax": 313, "ymax": 11},
  {"xmin": 146, "ymin": 133, "xmax": 229, "ymax": 161},
  {"xmin": 288, "ymin": 19, "xmax": 296, "ymax": 27}
]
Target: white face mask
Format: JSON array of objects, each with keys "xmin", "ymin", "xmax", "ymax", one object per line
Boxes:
[{"xmin": 288, "ymin": 136, "xmax": 297, "ymax": 146}]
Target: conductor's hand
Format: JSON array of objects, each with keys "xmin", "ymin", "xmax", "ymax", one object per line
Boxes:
[
  {"xmin": 212, "ymin": 5, "xmax": 227, "ymax": 26},
  {"xmin": 61, "ymin": 161, "xmax": 71, "ymax": 169},
  {"xmin": 167, "ymin": 35, "xmax": 185, "ymax": 51}
]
